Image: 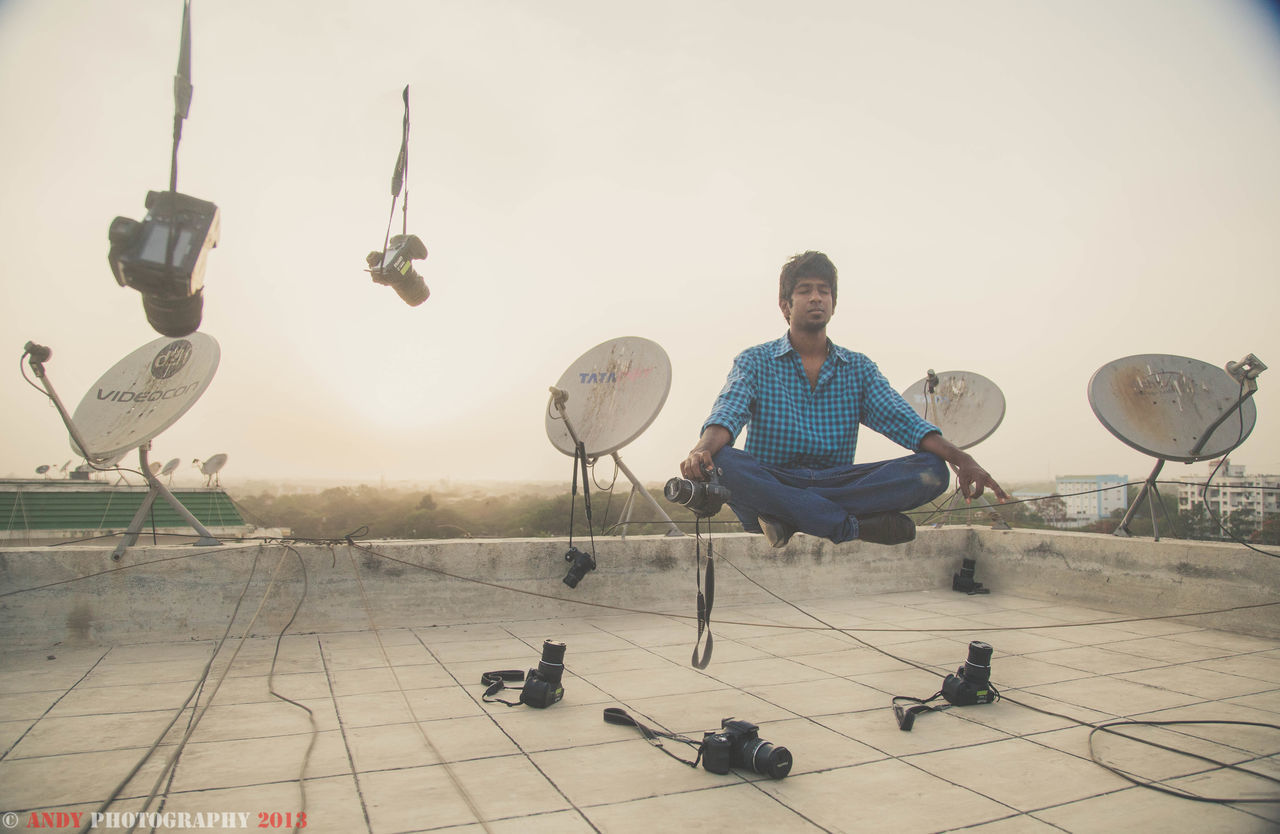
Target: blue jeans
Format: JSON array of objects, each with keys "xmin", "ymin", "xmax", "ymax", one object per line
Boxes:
[{"xmin": 711, "ymin": 447, "xmax": 950, "ymax": 543}]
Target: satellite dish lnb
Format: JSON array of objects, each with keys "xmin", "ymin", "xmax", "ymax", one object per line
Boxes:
[
  {"xmin": 70, "ymin": 334, "xmax": 220, "ymax": 463},
  {"xmin": 1088, "ymin": 354, "xmax": 1257, "ymax": 463},
  {"xmin": 902, "ymin": 370, "xmax": 1005, "ymax": 450},
  {"xmin": 545, "ymin": 337, "xmax": 672, "ymax": 457}
]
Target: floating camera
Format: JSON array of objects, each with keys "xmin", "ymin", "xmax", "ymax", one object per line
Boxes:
[
  {"xmin": 366, "ymin": 233, "xmax": 429, "ymax": 306},
  {"xmin": 563, "ymin": 546, "xmax": 596, "ymax": 589},
  {"xmin": 701, "ymin": 718, "xmax": 792, "ymax": 779},
  {"xmin": 942, "ymin": 641, "xmax": 997, "ymax": 706},
  {"xmin": 664, "ymin": 466, "xmax": 731, "ymax": 517},
  {"xmin": 108, "ymin": 191, "xmax": 220, "ymax": 337}
]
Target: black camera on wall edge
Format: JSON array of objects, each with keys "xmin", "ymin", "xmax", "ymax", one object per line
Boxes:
[
  {"xmin": 108, "ymin": 190, "xmax": 220, "ymax": 337},
  {"xmin": 366, "ymin": 233, "xmax": 429, "ymax": 306}
]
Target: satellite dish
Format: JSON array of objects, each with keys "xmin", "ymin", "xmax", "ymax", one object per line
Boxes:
[
  {"xmin": 69, "ymin": 334, "xmax": 220, "ymax": 463},
  {"xmin": 160, "ymin": 457, "xmax": 181, "ymax": 476},
  {"xmin": 36, "ymin": 464, "xmax": 51, "ymax": 475},
  {"xmin": 544, "ymin": 336, "xmax": 681, "ymax": 538},
  {"xmin": 149, "ymin": 461, "xmax": 163, "ymax": 475},
  {"xmin": 902, "ymin": 370, "xmax": 1005, "ymax": 450},
  {"xmin": 1089, "ymin": 354, "xmax": 1257, "ymax": 463},
  {"xmin": 197, "ymin": 452, "xmax": 228, "ymax": 486},
  {"xmin": 545, "ymin": 337, "xmax": 672, "ymax": 457}
]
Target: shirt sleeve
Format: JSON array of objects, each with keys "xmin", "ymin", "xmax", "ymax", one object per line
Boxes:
[
  {"xmin": 702, "ymin": 350, "xmax": 757, "ymax": 443},
  {"xmin": 857, "ymin": 356, "xmax": 940, "ymax": 451}
]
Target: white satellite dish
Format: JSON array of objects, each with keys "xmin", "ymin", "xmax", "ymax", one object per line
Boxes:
[
  {"xmin": 25, "ymin": 334, "xmax": 223, "ymax": 559},
  {"xmin": 69, "ymin": 334, "xmax": 220, "ymax": 463},
  {"xmin": 902, "ymin": 370, "xmax": 1005, "ymax": 451},
  {"xmin": 1089, "ymin": 352, "xmax": 1264, "ymax": 539},
  {"xmin": 545, "ymin": 336, "xmax": 680, "ymax": 537},
  {"xmin": 196, "ymin": 452, "xmax": 228, "ymax": 486},
  {"xmin": 161, "ymin": 457, "xmax": 181, "ymax": 475},
  {"xmin": 149, "ymin": 461, "xmax": 163, "ymax": 475},
  {"xmin": 902, "ymin": 369, "xmax": 1008, "ymax": 530},
  {"xmin": 1089, "ymin": 354, "xmax": 1258, "ymax": 463}
]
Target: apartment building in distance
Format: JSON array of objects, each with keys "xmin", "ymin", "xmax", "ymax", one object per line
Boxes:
[
  {"xmin": 1178, "ymin": 459, "xmax": 1280, "ymax": 535},
  {"xmin": 1054, "ymin": 474, "xmax": 1130, "ymax": 526}
]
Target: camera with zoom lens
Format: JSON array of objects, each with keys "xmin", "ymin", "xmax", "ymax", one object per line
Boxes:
[
  {"xmin": 520, "ymin": 640, "xmax": 566, "ymax": 708},
  {"xmin": 942, "ymin": 641, "xmax": 996, "ymax": 706},
  {"xmin": 108, "ymin": 190, "xmax": 220, "ymax": 337},
  {"xmin": 563, "ymin": 546, "xmax": 596, "ymax": 588},
  {"xmin": 701, "ymin": 718, "xmax": 792, "ymax": 779},
  {"xmin": 664, "ymin": 466, "xmax": 731, "ymax": 518},
  {"xmin": 366, "ymin": 233, "xmax": 430, "ymax": 306}
]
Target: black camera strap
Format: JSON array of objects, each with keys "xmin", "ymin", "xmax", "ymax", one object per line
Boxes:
[
  {"xmin": 567, "ymin": 440, "xmax": 597, "ymax": 559},
  {"xmin": 603, "ymin": 708, "xmax": 703, "ymax": 769},
  {"xmin": 479, "ymin": 670, "xmax": 527, "ymax": 707},
  {"xmin": 891, "ymin": 692, "xmax": 946, "ymax": 731},
  {"xmin": 378, "ymin": 85, "xmax": 412, "ymax": 272},
  {"xmin": 691, "ymin": 516, "xmax": 715, "ymax": 669}
]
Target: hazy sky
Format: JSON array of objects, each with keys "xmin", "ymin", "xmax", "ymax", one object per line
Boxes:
[{"xmin": 2, "ymin": 0, "xmax": 1278, "ymax": 491}]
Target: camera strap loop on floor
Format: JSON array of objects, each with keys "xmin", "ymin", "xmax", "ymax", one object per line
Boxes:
[
  {"xmin": 479, "ymin": 670, "xmax": 526, "ymax": 707},
  {"xmin": 602, "ymin": 708, "xmax": 702, "ymax": 769},
  {"xmin": 892, "ymin": 692, "xmax": 945, "ymax": 731},
  {"xmin": 691, "ymin": 516, "xmax": 715, "ymax": 669}
]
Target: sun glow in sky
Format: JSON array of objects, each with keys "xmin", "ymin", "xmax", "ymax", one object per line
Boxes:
[{"xmin": 2, "ymin": 0, "xmax": 1278, "ymax": 489}]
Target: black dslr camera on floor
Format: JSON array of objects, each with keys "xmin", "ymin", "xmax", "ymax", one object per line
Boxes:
[
  {"xmin": 480, "ymin": 640, "xmax": 566, "ymax": 708},
  {"xmin": 942, "ymin": 641, "xmax": 997, "ymax": 706},
  {"xmin": 702, "ymin": 718, "xmax": 793, "ymax": 779}
]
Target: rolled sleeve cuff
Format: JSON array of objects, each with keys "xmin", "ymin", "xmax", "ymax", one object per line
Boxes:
[
  {"xmin": 909, "ymin": 422, "xmax": 942, "ymax": 451},
  {"xmin": 701, "ymin": 412, "xmax": 744, "ymax": 445}
]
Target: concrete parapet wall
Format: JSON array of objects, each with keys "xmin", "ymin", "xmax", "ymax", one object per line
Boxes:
[{"xmin": 0, "ymin": 527, "xmax": 1276, "ymax": 647}]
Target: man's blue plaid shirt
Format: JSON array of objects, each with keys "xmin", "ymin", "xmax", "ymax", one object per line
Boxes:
[{"xmin": 703, "ymin": 333, "xmax": 939, "ymax": 469}]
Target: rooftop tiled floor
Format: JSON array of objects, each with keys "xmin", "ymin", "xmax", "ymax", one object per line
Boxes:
[{"xmin": 1, "ymin": 590, "xmax": 1278, "ymax": 833}]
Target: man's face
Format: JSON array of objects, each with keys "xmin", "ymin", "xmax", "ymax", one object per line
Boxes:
[{"xmin": 781, "ymin": 278, "xmax": 834, "ymax": 331}]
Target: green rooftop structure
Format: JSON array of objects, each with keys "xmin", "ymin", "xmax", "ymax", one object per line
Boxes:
[{"xmin": 0, "ymin": 479, "xmax": 250, "ymax": 544}]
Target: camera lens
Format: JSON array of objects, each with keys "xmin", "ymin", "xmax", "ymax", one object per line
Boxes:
[
  {"xmin": 964, "ymin": 640, "xmax": 993, "ymax": 685},
  {"xmin": 538, "ymin": 640, "xmax": 566, "ymax": 684},
  {"xmin": 664, "ymin": 477, "xmax": 695, "ymax": 505},
  {"xmin": 743, "ymin": 739, "xmax": 793, "ymax": 779},
  {"xmin": 390, "ymin": 269, "xmax": 430, "ymax": 306},
  {"xmin": 142, "ymin": 290, "xmax": 203, "ymax": 338}
]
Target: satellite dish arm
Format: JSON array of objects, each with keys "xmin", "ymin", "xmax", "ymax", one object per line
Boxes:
[
  {"xmin": 23, "ymin": 342, "xmax": 101, "ymax": 462},
  {"xmin": 548, "ymin": 387, "xmax": 585, "ymax": 447}
]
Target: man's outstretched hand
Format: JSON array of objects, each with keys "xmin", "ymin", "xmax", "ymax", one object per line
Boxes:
[{"xmin": 955, "ymin": 456, "xmax": 1009, "ymax": 502}]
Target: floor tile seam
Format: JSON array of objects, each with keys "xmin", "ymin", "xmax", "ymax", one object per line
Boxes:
[
  {"xmin": 386, "ymin": 806, "xmax": 590, "ymax": 834},
  {"xmin": 409, "ymin": 625, "xmax": 600, "ymax": 830},
  {"xmin": 318, "ymin": 633, "xmax": 376, "ymax": 834},
  {"xmin": 0, "ymin": 727, "xmax": 344, "ymax": 763},
  {"xmin": 0, "ymin": 648, "xmax": 110, "ymax": 762}
]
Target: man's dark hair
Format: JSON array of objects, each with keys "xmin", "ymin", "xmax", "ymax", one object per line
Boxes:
[{"xmin": 779, "ymin": 251, "xmax": 838, "ymax": 306}]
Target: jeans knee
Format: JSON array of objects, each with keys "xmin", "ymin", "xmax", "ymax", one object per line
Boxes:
[{"xmin": 918, "ymin": 452, "xmax": 950, "ymax": 501}]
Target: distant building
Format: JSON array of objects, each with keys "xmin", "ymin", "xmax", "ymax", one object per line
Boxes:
[
  {"xmin": 1178, "ymin": 460, "xmax": 1280, "ymax": 535},
  {"xmin": 1054, "ymin": 475, "xmax": 1130, "ymax": 526}
]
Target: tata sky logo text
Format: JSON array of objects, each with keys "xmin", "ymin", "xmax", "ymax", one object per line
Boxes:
[{"xmin": 577, "ymin": 366, "xmax": 655, "ymax": 384}]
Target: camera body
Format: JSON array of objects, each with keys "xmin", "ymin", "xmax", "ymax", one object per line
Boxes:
[
  {"xmin": 664, "ymin": 467, "xmax": 731, "ymax": 518},
  {"xmin": 108, "ymin": 190, "xmax": 220, "ymax": 337},
  {"xmin": 942, "ymin": 641, "xmax": 996, "ymax": 706},
  {"xmin": 563, "ymin": 546, "xmax": 596, "ymax": 588},
  {"xmin": 366, "ymin": 233, "xmax": 430, "ymax": 306},
  {"xmin": 519, "ymin": 640, "xmax": 566, "ymax": 708},
  {"xmin": 701, "ymin": 718, "xmax": 792, "ymax": 779}
]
